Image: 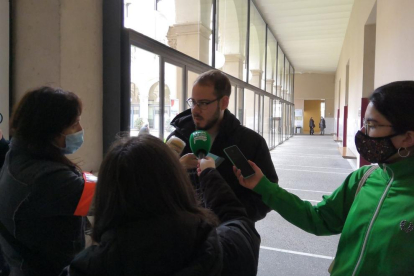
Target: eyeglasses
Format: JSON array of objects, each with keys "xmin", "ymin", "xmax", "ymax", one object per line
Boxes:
[
  {"xmin": 362, "ymin": 118, "xmax": 393, "ymax": 135},
  {"xmin": 186, "ymin": 97, "xmax": 222, "ymax": 110}
]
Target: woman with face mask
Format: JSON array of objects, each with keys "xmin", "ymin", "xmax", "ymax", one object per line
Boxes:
[
  {"xmin": 233, "ymin": 81, "xmax": 414, "ymax": 275},
  {"xmin": 0, "ymin": 87, "xmax": 95, "ymax": 276}
]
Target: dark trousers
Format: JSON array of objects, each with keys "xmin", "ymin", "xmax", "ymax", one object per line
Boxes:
[{"xmin": 310, "ymin": 127, "xmax": 314, "ymax": 135}]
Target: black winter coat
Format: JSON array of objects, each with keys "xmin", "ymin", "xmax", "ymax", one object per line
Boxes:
[
  {"xmin": 0, "ymin": 139, "xmax": 87, "ymax": 276},
  {"xmin": 64, "ymin": 169, "xmax": 260, "ymax": 276},
  {"xmin": 168, "ymin": 109, "xmax": 278, "ymax": 222},
  {"xmin": 0, "ymin": 136, "xmax": 9, "ymax": 168}
]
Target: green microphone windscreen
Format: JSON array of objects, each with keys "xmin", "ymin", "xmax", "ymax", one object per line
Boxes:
[{"xmin": 189, "ymin": 131, "xmax": 211, "ymax": 159}]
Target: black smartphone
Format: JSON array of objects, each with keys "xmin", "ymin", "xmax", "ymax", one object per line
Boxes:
[{"xmin": 223, "ymin": 145, "xmax": 255, "ymax": 179}]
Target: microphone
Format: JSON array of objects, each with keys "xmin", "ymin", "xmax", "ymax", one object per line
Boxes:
[
  {"xmin": 166, "ymin": 136, "xmax": 186, "ymax": 156},
  {"xmin": 189, "ymin": 130, "xmax": 211, "ymax": 159}
]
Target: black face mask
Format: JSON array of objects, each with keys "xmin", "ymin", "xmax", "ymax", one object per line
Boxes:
[{"xmin": 355, "ymin": 131, "xmax": 398, "ymax": 163}]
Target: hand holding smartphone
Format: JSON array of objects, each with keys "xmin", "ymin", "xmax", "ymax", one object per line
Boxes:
[{"xmin": 224, "ymin": 145, "xmax": 255, "ymax": 179}]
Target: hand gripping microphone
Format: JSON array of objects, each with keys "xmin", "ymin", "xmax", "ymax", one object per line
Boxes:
[
  {"xmin": 189, "ymin": 130, "xmax": 211, "ymax": 159},
  {"xmin": 166, "ymin": 136, "xmax": 186, "ymax": 156}
]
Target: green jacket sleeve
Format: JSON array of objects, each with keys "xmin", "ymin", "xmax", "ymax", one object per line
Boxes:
[{"xmin": 253, "ymin": 170, "xmax": 366, "ymax": 236}]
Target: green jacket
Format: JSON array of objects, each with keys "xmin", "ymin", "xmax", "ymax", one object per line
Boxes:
[{"xmin": 254, "ymin": 156, "xmax": 414, "ymax": 275}]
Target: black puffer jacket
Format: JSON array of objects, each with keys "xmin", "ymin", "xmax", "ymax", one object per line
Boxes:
[
  {"xmin": 65, "ymin": 169, "xmax": 260, "ymax": 276},
  {"xmin": 0, "ymin": 139, "xmax": 87, "ymax": 276},
  {"xmin": 168, "ymin": 109, "xmax": 278, "ymax": 222},
  {"xmin": 0, "ymin": 136, "xmax": 9, "ymax": 168}
]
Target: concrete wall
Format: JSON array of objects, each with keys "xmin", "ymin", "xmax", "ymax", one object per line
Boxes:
[
  {"xmin": 12, "ymin": 0, "xmax": 103, "ymax": 172},
  {"xmin": 303, "ymin": 100, "xmax": 321, "ymax": 133},
  {"xmin": 335, "ymin": 0, "xmax": 414, "ymax": 166},
  {"xmin": 335, "ymin": 0, "xmax": 376, "ymax": 161},
  {"xmin": 294, "ymin": 73, "xmax": 335, "ymax": 133},
  {"xmin": 375, "ymin": 0, "xmax": 414, "ymax": 86},
  {"xmin": 0, "ymin": 1, "xmax": 9, "ymax": 138}
]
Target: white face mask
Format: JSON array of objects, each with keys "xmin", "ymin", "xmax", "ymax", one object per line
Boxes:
[{"xmin": 60, "ymin": 129, "xmax": 84, "ymax": 154}]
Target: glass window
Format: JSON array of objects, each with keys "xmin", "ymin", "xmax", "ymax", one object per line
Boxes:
[
  {"xmin": 124, "ymin": 1, "xmax": 170, "ymax": 45},
  {"xmin": 187, "ymin": 71, "xmax": 200, "ymax": 100},
  {"xmin": 216, "ymin": 0, "xmax": 248, "ymax": 80},
  {"xmin": 236, "ymin": 87, "xmax": 244, "ymax": 124},
  {"xmin": 227, "ymin": 86, "xmax": 236, "ymax": 115},
  {"xmin": 122, "ymin": 0, "xmax": 295, "ymax": 146},
  {"xmin": 244, "ymin": 89, "xmax": 255, "ymax": 130},
  {"xmin": 164, "ymin": 63, "xmax": 184, "ymax": 140},
  {"xmin": 254, "ymin": 93, "xmax": 260, "ymax": 132},
  {"xmin": 290, "ymin": 65, "xmax": 295, "ymax": 103},
  {"xmin": 263, "ymin": 96, "xmax": 270, "ymax": 146},
  {"xmin": 321, "ymin": 101, "xmax": 326, "ymax": 118},
  {"xmin": 277, "ymin": 46, "xmax": 284, "ymax": 98},
  {"xmin": 248, "ymin": 2, "xmax": 266, "ymax": 89},
  {"xmin": 130, "ymin": 45, "xmax": 159, "ymax": 137},
  {"xmin": 284, "ymin": 58, "xmax": 290, "ymax": 100},
  {"xmin": 125, "ymin": 0, "xmax": 213, "ymax": 65},
  {"xmin": 274, "ymin": 99, "xmax": 282, "ymax": 144},
  {"xmin": 267, "ymin": 31, "xmax": 277, "ymax": 94}
]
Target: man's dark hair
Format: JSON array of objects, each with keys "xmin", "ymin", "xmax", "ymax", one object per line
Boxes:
[
  {"xmin": 92, "ymin": 135, "xmax": 218, "ymax": 242},
  {"xmin": 10, "ymin": 86, "xmax": 82, "ymax": 168},
  {"xmin": 194, "ymin": 69, "xmax": 231, "ymax": 98},
  {"xmin": 370, "ymin": 80, "xmax": 414, "ymax": 134}
]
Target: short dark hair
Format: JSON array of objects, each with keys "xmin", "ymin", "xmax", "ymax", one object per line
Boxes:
[
  {"xmin": 194, "ymin": 69, "xmax": 231, "ymax": 98},
  {"xmin": 92, "ymin": 135, "xmax": 218, "ymax": 242},
  {"xmin": 370, "ymin": 81, "xmax": 414, "ymax": 134},
  {"xmin": 10, "ymin": 86, "xmax": 82, "ymax": 167}
]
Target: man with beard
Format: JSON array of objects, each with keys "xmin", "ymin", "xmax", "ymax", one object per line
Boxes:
[{"xmin": 167, "ymin": 69, "xmax": 278, "ymax": 222}]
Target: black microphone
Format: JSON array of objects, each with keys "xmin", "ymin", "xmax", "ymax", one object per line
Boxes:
[{"xmin": 189, "ymin": 130, "xmax": 211, "ymax": 159}]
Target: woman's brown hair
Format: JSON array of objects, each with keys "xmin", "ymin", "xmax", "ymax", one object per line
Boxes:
[
  {"xmin": 10, "ymin": 86, "xmax": 82, "ymax": 168},
  {"xmin": 92, "ymin": 135, "xmax": 218, "ymax": 242}
]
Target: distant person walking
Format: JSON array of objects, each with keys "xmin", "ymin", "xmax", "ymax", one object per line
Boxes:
[
  {"xmin": 309, "ymin": 117, "xmax": 315, "ymax": 135},
  {"xmin": 319, "ymin": 117, "xmax": 326, "ymax": 135}
]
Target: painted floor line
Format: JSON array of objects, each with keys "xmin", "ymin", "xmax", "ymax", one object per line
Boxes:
[
  {"xmin": 275, "ymin": 168, "xmax": 350, "ymax": 175},
  {"xmin": 271, "ymin": 163, "xmax": 353, "ymax": 172},
  {"xmin": 271, "ymin": 153, "xmax": 342, "ymax": 159},
  {"xmin": 271, "ymin": 152, "xmax": 342, "ymax": 157},
  {"xmin": 260, "ymin": 246, "xmax": 334, "ymax": 260},
  {"xmin": 285, "ymin": 188, "xmax": 331, "ymax": 194}
]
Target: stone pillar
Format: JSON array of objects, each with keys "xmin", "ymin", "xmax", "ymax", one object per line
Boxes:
[
  {"xmin": 276, "ymin": 85, "xmax": 282, "ymax": 98},
  {"xmin": 167, "ymin": 23, "xmax": 211, "ymax": 64},
  {"xmin": 266, "ymin": 79, "xmax": 274, "ymax": 94},
  {"xmin": 249, "ymin": 69, "xmax": 263, "ymax": 89},
  {"xmin": 12, "ymin": 0, "xmax": 103, "ymax": 172},
  {"xmin": 282, "ymin": 89, "xmax": 288, "ymax": 100},
  {"xmin": 222, "ymin": 54, "xmax": 245, "ymax": 80}
]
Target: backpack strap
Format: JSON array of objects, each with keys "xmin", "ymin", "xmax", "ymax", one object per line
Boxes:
[
  {"xmin": 355, "ymin": 165, "xmax": 379, "ymax": 197},
  {"xmin": 328, "ymin": 164, "xmax": 379, "ymax": 274}
]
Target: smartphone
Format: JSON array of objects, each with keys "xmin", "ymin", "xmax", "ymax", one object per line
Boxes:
[{"xmin": 223, "ymin": 145, "xmax": 255, "ymax": 179}]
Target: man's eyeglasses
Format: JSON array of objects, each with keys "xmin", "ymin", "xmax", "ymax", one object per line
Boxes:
[
  {"xmin": 362, "ymin": 118, "xmax": 393, "ymax": 135},
  {"xmin": 186, "ymin": 97, "xmax": 222, "ymax": 110}
]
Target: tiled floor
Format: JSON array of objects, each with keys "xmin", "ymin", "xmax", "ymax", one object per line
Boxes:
[{"xmin": 257, "ymin": 134, "xmax": 355, "ymax": 276}]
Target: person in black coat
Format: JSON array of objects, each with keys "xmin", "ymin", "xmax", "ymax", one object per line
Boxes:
[
  {"xmin": 0, "ymin": 130, "xmax": 9, "ymax": 276},
  {"xmin": 0, "ymin": 87, "xmax": 94, "ymax": 276},
  {"xmin": 168, "ymin": 69, "xmax": 278, "ymax": 222},
  {"xmin": 63, "ymin": 135, "xmax": 260, "ymax": 276},
  {"xmin": 0, "ymin": 129, "xmax": 9, "ymax": 169},
  {"xmin": 309, "ymin": 117, "xmax": 315, "ymax": 135}
]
